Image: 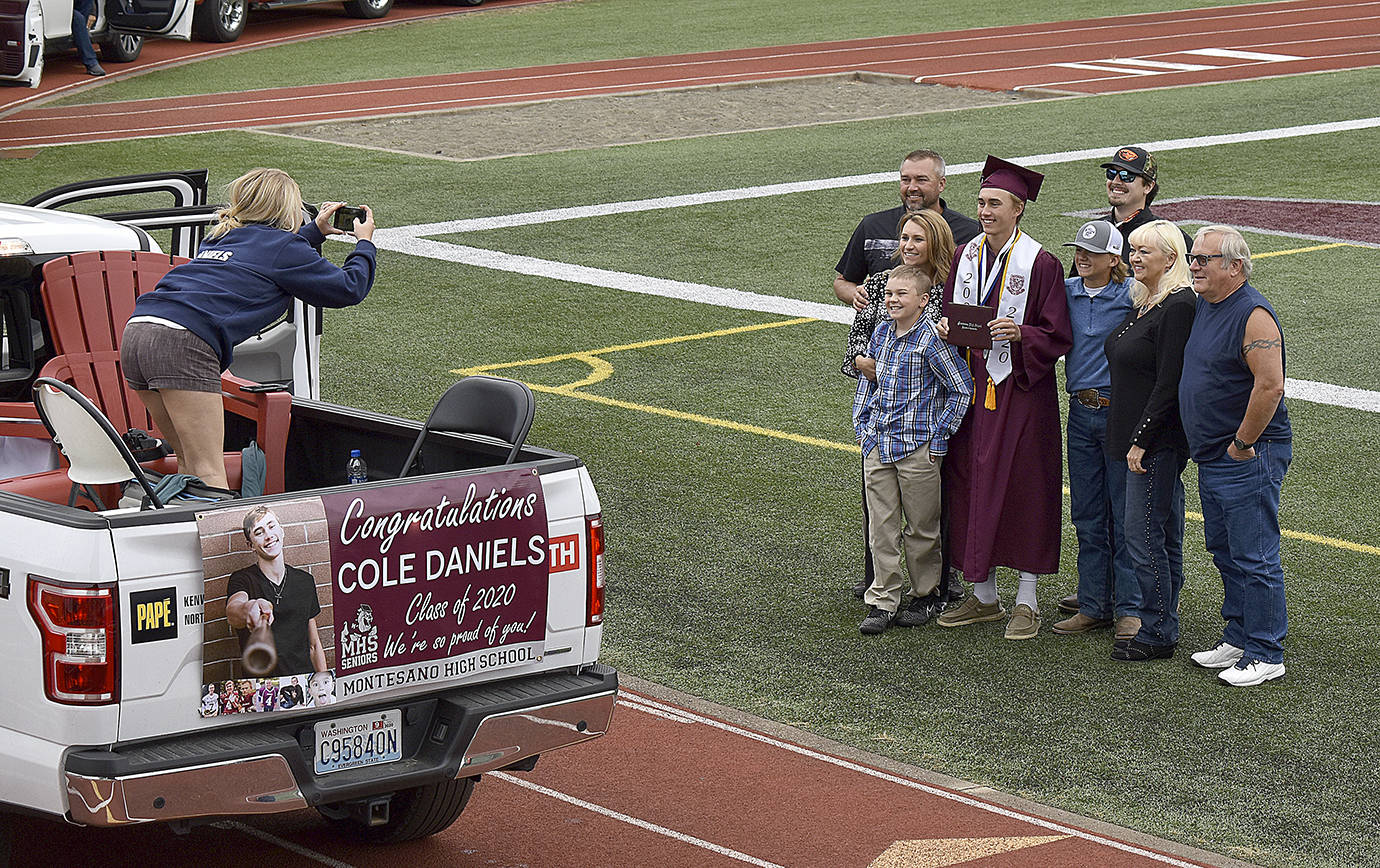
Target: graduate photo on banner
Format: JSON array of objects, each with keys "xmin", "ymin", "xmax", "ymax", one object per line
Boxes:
[{"xmin": 197, "ymin": 497, "xmax": 338, "ymax": 717}]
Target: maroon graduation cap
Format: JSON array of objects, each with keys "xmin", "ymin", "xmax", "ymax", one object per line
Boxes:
[{"xmin": 979, "ymin": 156, "xmax": 1045, "ymax": 202}]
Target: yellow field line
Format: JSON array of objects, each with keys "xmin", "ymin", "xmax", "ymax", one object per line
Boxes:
[
  {"xmin": 460, "ymin": 317, "xmax": 1378, "ymax": 558},
  {"xmin": 453, "ymin": 317, "xmax": 817, "ymax": 376},
  {"xmin": 1254, "ymin": 242, "xmax": 1349, "ymax": 259},
  {"xmin": 528, "ymin": 383, "xmax": 856, "ymax": 453}
]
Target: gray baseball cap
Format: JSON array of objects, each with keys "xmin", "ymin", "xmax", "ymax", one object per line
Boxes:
[{"xmin": 1064, "ymin": 220, "xmax": 1124, "ymax": 256}]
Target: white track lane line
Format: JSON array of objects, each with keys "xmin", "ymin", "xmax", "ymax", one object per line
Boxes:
[
  {"xmin": 618, "ymin": 697, "xmax": 697, "ymax": 723},
  {"xmin": 916, "ymin": 27, "xmax": 1380, "ymax": 82},
  {"xmin": 1186, "ymin": 48, "xmax": 1307, "ymax": 60},
  {"xmin": 615, "ymin": 694, "xmax": 1209, "ymax": 868},
  {"xmin": 214, "ymin": 820, "xmax": 357, "ymax": 868},
  {"xmin": 491, "ymin": 772, "xmax": 786, "ymax": 868}
]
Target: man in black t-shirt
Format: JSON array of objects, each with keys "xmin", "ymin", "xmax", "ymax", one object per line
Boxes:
[
  {"xmin": 833, "ymin": 149, "xmax": 980, "ymax": 310},
  {"xmin": 226, "ymin": 506, "xmax": 327, "ymax": 677}
]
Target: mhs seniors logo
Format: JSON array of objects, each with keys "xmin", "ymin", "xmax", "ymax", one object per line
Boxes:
[
  {"xmin": 1007, "ymin": 275, "xmax": 1026, "ymax": 295},
  {"xmin": 339, "ymin": 604, "xmax": 379, "ymax": 669}
]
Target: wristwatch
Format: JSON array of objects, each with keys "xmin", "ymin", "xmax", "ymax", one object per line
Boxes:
[{"xmin": 1233, "ymin": 436, "xmax": 1255, "ymax": 452}]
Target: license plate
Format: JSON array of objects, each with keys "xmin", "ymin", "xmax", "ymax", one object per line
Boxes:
[{"xmin": 314, "ymin": 709, "xmax": 402, "ymax": 775}]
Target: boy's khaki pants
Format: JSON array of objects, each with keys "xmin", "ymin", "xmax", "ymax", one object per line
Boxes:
[{"xmin": 862, "ymin": 445, "xmax": 943, "ymax": 611}]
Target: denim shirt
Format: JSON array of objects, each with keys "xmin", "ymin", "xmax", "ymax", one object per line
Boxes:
[{"xmin": 1064, "ymin": 275, "xmax": 1134, "ymax": 393}]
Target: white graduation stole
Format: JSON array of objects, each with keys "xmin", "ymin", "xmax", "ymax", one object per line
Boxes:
[{"xmin": 952, "ymin": 230, "xmax": 1041, "ymax": 406}]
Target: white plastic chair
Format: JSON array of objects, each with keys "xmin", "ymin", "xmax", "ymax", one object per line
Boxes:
[{"xmin": 32, "ymin": 378, "xmax": 163, "ymax": 509}]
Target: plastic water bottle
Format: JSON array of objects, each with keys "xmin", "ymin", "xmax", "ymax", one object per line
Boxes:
[{"xmin": 346, "ymin": 449, "xmax": 368, "ymax": 485}]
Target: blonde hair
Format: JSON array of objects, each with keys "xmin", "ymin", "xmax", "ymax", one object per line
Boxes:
[
  {"xmin": 890, "ymin": 209, "xmax": 956, "ymax": 285},
  {"xmin": 207, "ymin": 168, "xmax": 305, "ymax": 240},
  {"xmin": 1109, "ymin": 257, "xmax": 1130, "ymax": 285},
  {"xmin": 886, "ymin": 263, "xmax": 934, "ymax": 296},
  {"xmin": 1128, "ymin": 220, "xmax": 1190, "ymax": 308}
]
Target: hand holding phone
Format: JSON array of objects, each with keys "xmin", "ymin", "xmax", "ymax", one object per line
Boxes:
[{"xmin": 331, "ymin": 205, "xmax": 368, "ymax": 232}]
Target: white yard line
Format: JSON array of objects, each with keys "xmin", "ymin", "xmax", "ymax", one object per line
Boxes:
[
  {"xmin": 374, "ymin": 117, "xmax": 1380, "ymax": 414},
  {"xmin": 376, "ymin": 116, "xmax": 1380, "ymax": 236},
  {"xmin": 491, "ymin": 772, "xmax": 787, "ymax": 867}
]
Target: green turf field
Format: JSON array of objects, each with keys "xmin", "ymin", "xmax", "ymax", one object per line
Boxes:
[{"xmin": 9, "ymin": 4, "xmax": 1380, "ymax": 865}]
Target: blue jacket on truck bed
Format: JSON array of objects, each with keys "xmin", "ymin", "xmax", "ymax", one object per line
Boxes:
[{"xmin": 130, "ymin": 222, "xmax": 376, "ymax": 369}]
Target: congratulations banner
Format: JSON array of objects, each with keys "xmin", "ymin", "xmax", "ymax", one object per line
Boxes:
[{"xmin": 320, "ymin": 468, "xmax": 549, "ymax": 701}]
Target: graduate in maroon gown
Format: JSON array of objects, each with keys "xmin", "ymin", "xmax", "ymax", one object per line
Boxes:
[{"xmin": 935, "ymin": 157, "xmax": 1073, "ymax": 640}]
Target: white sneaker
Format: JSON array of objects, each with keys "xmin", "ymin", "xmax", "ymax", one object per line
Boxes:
[
  {"xmin": 1219, "ymin": 659, "xmax": 1285, "ymax": 687},
  {"xmin": 1190, "ymin": 642, "xmax": 1244, "ymax": 669}
]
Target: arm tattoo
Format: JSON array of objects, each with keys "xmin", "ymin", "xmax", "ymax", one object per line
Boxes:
[{"xmin": 1242, "ymin": 337, "xmax": 1282, "ymax": 359}]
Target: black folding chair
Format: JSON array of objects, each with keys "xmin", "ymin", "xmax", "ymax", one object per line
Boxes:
[{"xmin": 398, "ymin": 375, "xmax": 536, "ymax": 477}]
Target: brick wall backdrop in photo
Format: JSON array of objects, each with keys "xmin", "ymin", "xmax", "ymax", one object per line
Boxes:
[{"xmin": 198, "ymin": 497, "xmax": 333, "ymax": 684}]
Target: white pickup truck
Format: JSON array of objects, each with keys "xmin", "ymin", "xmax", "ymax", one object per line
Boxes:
[{"xmin": 0, "ymin": 172, "xmax": 617, "ymax": 843}]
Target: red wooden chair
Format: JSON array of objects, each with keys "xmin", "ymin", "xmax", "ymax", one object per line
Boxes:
[
  {"xmin": 0, "ymin": 251, "xmax": 183, "ymax": 439},
  {"xmin": 0, "ymin": 251, "xmax": 292, "ymax": 496}
]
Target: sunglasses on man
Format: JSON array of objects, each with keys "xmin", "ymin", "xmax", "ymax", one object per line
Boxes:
[
  {"xmin": 1185, "ymin": 254, "xmax": 1226, "ymax": 267},
  {"xmin": 1105, "ymin": 167, "xmax": 1141, "ymax": 183}
]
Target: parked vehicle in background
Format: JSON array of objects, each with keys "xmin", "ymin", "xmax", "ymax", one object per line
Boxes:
[
  {"xmin": 190, "ymin": 0, "xmax": 403, "ymax": 44},
  {"xmin": 2, "ymin": 0, "xmax": 489, "ymax": 86},
  {"xmin": 0, "ymin": 0, "xmax": 163, "ymax": 88},
  {"xmin": 188, "ymin": 0, "xmax": 487, "ymax": 44}
]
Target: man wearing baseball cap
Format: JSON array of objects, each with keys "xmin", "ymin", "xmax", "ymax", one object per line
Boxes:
[
  {"xmin": 1054, "ymin": 221, "xmax": 1139, "ymax": 641},
  {"xmin": 1099, "ymin": 146, "xmax": 1193, "ymax": 262}
]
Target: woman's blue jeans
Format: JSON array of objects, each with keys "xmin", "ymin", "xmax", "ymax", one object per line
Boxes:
[{"xmin": 1125, "ymin": 448, "xmax": 1187, "ymax": 647}]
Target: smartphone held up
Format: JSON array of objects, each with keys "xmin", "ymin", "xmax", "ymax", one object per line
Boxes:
[{"xmin": 332, "ymin": 205, "xmax": 368, "ymax": 232}]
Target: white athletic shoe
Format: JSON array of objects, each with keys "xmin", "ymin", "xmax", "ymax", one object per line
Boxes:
[
  {"xmin": 1190, "ymin": 642, "xmax": 1244, "ymax": 669},
  {"xmin": 1219, "ymin": 659, "xmax": 1286, "ymax": 687}
]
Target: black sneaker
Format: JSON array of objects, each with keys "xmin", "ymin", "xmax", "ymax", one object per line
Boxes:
[
  {"xmin": 895, "ymin": 595, "xmax": 943, "ymax": 628},
  {"xmin": 851, "ymin": 578, "xmax": 869, "ymax": 600},
  {"xmin": 859, "ymin": 606, "xmax": 895, "ymax": 635},
  {"xmin": 944, "ymin": 572, "xmax": 966, "ymax": 603},
  {"xmin": 85, "ymin": 63, "xmax": 107, "ymax": 77}
]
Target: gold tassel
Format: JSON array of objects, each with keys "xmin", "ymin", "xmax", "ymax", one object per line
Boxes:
[{"xmin": 985, "ymin": 377, "xmax": 997, "ymax": 410}]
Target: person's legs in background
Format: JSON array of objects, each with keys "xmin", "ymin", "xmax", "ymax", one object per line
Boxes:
[{"xmin": 71, "ymin": 0, "xmax": 105, "ymax": 75}]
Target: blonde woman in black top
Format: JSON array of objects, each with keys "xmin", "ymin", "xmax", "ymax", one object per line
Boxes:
[{"xmin": 1104, "ymin": 220, "xmax": 1196, "ymax": 661}]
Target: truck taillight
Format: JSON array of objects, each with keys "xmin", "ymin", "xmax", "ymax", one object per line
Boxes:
[
  {"xmin": 586, "ymin": 514, "xmax": 605, "ymax": 627},
  {"xmin": 27, "ymin": 578, "xmax": 118, "ymax": 705}
]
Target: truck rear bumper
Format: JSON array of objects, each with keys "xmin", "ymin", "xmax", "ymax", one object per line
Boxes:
[{"xmin": 64, "ymin": 665, "xmax": 617, "ymax": 827}]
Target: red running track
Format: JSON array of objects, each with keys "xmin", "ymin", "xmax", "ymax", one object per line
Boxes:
[
  {"xmin": 5, "ymin": 687, "xmax": 1230, "ymax": 867},
  {"xmin": 2, "ymin": 0, "xmax": 1377, "ymax": 150}
]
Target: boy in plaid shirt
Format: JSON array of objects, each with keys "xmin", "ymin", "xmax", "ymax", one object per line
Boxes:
[{"xmin": 853, "ymin": 266, "xmax": 973, "ymax": 634}]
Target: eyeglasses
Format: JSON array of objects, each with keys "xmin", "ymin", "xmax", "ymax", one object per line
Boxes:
[
  {"xmin": 1105, "ymin": 168, "xmax": 1140, "ymax": 183},
  {"xmin": 1185, "ymin": 253, "xmax": 1225, "ymax": 267}
]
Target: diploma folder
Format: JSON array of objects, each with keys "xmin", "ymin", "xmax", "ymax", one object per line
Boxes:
[{"xmin": 946, "ymin": 303, "xmax": 995, "ymax": 349}]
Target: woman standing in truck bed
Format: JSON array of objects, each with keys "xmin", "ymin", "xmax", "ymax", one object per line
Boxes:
[{"xmin": 120, "ymin": 167, "xmax": 377, "ymax": 490}]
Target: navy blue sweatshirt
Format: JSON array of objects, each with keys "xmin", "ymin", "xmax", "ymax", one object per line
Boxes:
[{"xmin": 130, "ymin": 222, "xmax": 376, "ymax": 369}]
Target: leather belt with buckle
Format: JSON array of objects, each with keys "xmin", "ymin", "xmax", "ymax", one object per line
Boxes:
[{"xmin": 1075, "ymin": 389, "xmax": 1110, "ymax": 409}]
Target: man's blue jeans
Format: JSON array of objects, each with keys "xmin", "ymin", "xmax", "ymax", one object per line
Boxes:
[
  {"xmin": 72, "ymin": 0, "xmax": 100, "ymax": 69},
  {"xmin": 1125, "ymin": 448, "xmax": 1187, "ymax": 647},
  {"xmin": 1068, "ymin": 397, "xmax": 1138, "ymax": 619},
  {"xmin": 1196, "ymin": 440, "xmax": 1291, "ymax": 664}
]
